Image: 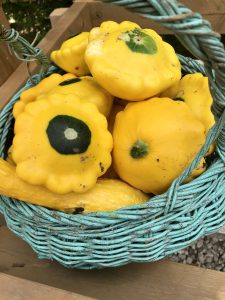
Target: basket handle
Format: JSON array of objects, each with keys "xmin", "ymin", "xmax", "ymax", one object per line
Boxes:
[{"xmin": 0, "ymin": 25, "xmax": 50, "ymax": 80}]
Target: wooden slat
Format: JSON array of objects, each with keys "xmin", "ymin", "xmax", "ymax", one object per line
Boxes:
[
  {"xmin": 0, "ymin": 273, "xmax": 95, "ymax": 300},
  {"xmin": 1, "ymin": 224, "xmax": 225, "ymax": 300},
  {"xmin": 0, "ymin": 4, "xmax": 20, "ymax": 86},
  {"xmin": 76, "ymin": 0, "xmax": 172, "ymax": 34},
  {"xmin": 49, "ymin": 7, "xmax": 69, "ymax": 28},
  {"xmin": 181, "ymin": 0, "xmax": 225, "ymax": 14}
]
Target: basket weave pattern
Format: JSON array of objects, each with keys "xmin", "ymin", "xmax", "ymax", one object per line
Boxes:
[{"xmin": 0, "ymin": 0, "xmax": 225, "ymax": 269}]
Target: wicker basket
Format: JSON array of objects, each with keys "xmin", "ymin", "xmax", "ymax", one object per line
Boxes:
[{"xmin": 0, "ymin": 0, "xmax": 225, "ymax": 270}]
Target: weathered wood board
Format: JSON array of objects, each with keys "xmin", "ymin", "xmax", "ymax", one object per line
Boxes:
[{"xmin": 0, "ymin": 273, "xmax": 96, "ymax": 300}]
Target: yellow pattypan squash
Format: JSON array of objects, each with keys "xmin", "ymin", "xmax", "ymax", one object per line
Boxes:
[
  {"xmin": 41, "ymin": 76, "xmax": 113, "ymax": 117},
  {"xmin": 51, "ymin": 32, "xmax": 90, "ymax": 76},
  {"xmin": 113, "ymin": 97, "xmax": 206, "ymax": 195},
  {"xmin": 161, "ymin": 73, "xmax": 215, "ymax": 134},
  {"xmin": 0, "ymin": 158, "xmax": 148, "ymax": 213},
  {"xmin": 12, "ymin": 93, "xmax": 113, "ymax": 194},
  {"xmin": 13, "ymin": 73, "xmax": 75, "ymax": 118},
  {"xmin": 85, "ymin": 21, "xmax": 181, "ymax": 101}
]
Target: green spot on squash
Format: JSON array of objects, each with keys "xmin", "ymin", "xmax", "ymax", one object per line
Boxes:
[
  {"xmin": 121, "ymin": 28, "xmax": 157, "ymax": 55},
  {"xmin": 130, "ymin": 139, "xmax": 149, "ymax": 159},
  {"xmin": 59, "ymin": 78, "xmax": 81, "ymax": 86},
  {"xmin": 46, "ymin": 115, "xmax": 91, "ymax": 155}
]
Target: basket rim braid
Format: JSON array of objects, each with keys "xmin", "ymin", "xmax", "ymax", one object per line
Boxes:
[{"xmin": 1, "ymin": 0, "xmax": 225, "ymax": 269}]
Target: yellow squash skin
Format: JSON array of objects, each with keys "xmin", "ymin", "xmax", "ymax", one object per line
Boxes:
[
  {"xmin": 13, "ymin": 73, "xmax": 75, "ymax": 118},
  {"xmin": 85, "ymin": 21, "xmax": 181, "ymax": 101},
  {"xmin": 12, "ymin": 94, "xmax": 113, "ymax": 194},
  {"xmin": 113, "ymin": 97, "xmax": 206, "ymax": 194},
  {"xmin": 41, "ymin": 76, "xmax": 113, "ymax": 117},
  {"xmin": 50, "ymin": 32, "xmax": 90, "ymax": 76},
  {"xmin": 161, "ymin": 73, "xmax": 215, "ymax": 134},
  {"xmin": 0, "ymin": 158, "xmax": 148, "ymax": 213}
]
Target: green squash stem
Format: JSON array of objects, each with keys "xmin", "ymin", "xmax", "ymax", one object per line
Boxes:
[{"xmin": 130, "ymin": 139, "xmax": 149, "ymax": 159}]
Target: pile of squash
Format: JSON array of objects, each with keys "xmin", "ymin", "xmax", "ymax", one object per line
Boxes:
[{"xmin": 1, "ymin": 21, "xmax": 215, "ymax": 213}]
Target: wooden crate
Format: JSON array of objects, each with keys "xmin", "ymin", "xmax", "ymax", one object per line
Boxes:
[{"xmin": 1, "ymin": 1, "xmax": 225, "ymax": 298}]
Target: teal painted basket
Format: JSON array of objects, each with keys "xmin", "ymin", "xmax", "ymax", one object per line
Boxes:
[{"xmin": 0, "ymin": 0, "xmax": 225, "ymax": 270}]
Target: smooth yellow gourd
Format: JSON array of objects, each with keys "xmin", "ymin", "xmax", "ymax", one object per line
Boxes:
[
  {"xmin": 113, "ymin": 97, "xmax": 206, "ymax": 194},
  {"xmin": 12, "ymin": 93, "xmax": 113, "ymax": 194},
  {"xmin": 0, "ymin": 158, "xmax": 148, "ymax": 213},
  {"xmin": 51, "ymin": 32, "xmax": 90, "ymax": 76},
  {"xmin": 85, "ymin": 21, "xmax": 181, "ymax": 101},
  {"xmin": 13, "ymin": 73, "xmax": 75, "ymax": 118}
]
